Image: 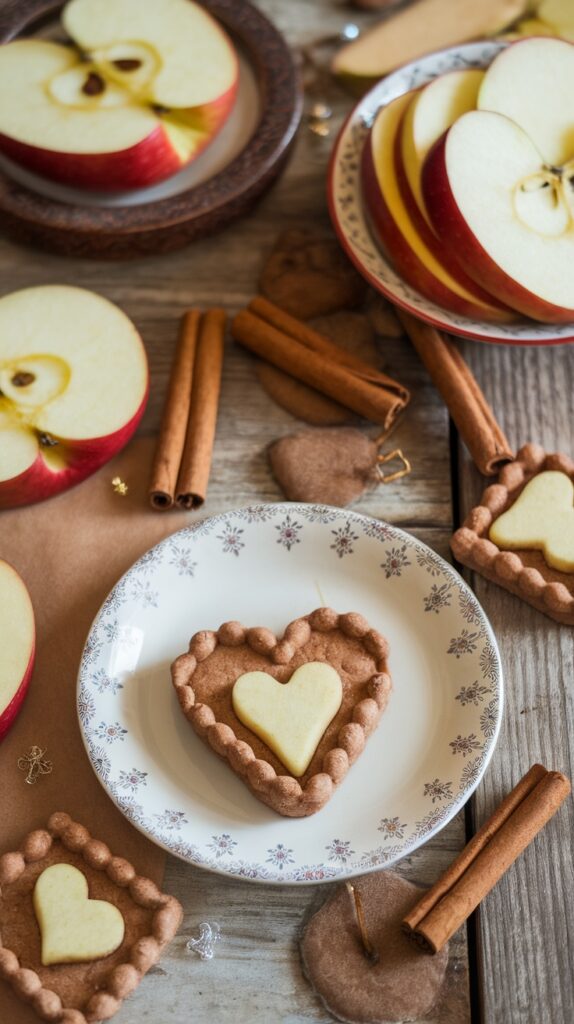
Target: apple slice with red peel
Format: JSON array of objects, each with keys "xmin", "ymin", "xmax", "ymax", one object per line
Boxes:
[
  {"xmin": 0, "ymin": 0, "xmax": 238, "ymax": 190},
  {"xmin": 362, "ymin": 93, "xmax": 515, "ymax": 322},
  {"xmin": 0, "ymin": 285, "xmax": 148, "ymax": 508},
  {"xmin": 0, "ymin": 560, "xmax": 35, "ymax": 740},
  {"xmin": 423, "ymin": 110, "xmax": 574, "ymax": 322},
  {"xmin": 478, "ymin": 37, "xmax": 574, "ymax": 166}
]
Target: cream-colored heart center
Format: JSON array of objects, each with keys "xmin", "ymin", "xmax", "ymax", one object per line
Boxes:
[
  {"xmin": 232, "ymin": 662, "xmax": 343, "ymax": 777},
  {"xmin": 33, "ymin": 863, "xmax": 125, "ymax": 966},
  {"xmin": 489, "ymin": 470, "xmax": 574, "ymax": 573}
]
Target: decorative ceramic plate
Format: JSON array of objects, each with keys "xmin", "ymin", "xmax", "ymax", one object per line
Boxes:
[
  {"xmin": 78, "ymin": 503, "xmax": 503, "ymax": 885},
  {"xmin": 328, "ymin": 41, "xmax": 574, "ymax": 346},
  {"xmin": 0, "ymin": 0, "xmax": 301, "ymax": 258}
]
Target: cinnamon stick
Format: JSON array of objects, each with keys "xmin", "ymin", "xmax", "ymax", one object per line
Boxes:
[
  {"xmin": 175, "ymin": 308, "xmax": 226, "ymax": 509},
  {"xmin": 232, "ymin": 298, "xmax": 409, "ymax": 429},
  {"xmin": 402, "ymin": 764, "xmax": 571, "ymax": 953},
  {"xmin": 397, "ymin": 309, "xmax": 514, "ymax": 476},
  {"xmin": 149, "ymin": 311, "xmax": 201, "ymax": 510}
]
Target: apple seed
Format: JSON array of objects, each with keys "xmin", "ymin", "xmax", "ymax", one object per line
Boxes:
[
  {"xmin": 82, "ymin": 71, "xmax": 105, "ymax": 96},
  {"xmin": 11, "ymin": 371, "xmax": 35, "ymax": 387},
  {"xmin": 38, "ymin": 432, "xmax": 59, "ymax": 448},
  {"xmin": 112, "ymin": 59, "xmax": 142, "ymax": 72}
]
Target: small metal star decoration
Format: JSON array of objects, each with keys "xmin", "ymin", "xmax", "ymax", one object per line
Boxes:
[
  {"xmin": 111, "ymin": 476, "xmax": 129, "ymax": 496},
  {"xmin": 17, "ymin": 746, "xmax": 53, "ymax": 785},
  {"xmin": 186, "ymin": 922, "xmax": 221, "ymax": 961}
]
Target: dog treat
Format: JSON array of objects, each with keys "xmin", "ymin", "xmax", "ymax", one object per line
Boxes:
[
  {"xmin": 171, "ymin": 609, "xmax": 392, "ymax": 817},
  {"xmin": 34, "ymin": 864, "xmax": 125, "ymax": 966},
  {"xmin": 256, "ymin": 311, "xmax": 380, "ymax": 425},
  {"xmin": 403, "ymin": 764, "xmax": 571, "ymax": 953},
  {"xmin": 259, "ymin": 229, "xmax": 367, "ymax": 319},
  {"xmin": 301, "ymin": 871, "xmax": 449, "ymax": 1023},
  {"xmin": 232, "ymin": 298, "xmax": 409, "ymax": 429},
  {"xmin": 398, "ymin": 310, "xmax": 514, "ymax": 476},
  {"xmin": 0, "ymin": 812, "xmax": 183, "ymax": 1023},
  {"xmin": 452, "ymin": 444, "xmax": 574, "ymax": 625},
  {"xmin": 489, "ymin": 471, "xmax": 574, "ymax": 572}
]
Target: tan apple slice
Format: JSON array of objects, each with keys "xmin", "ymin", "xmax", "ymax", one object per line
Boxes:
[
  {"xmin": 399, "ymin": 70, "xmax": 484, "ymax": 229},
  {"xmin": 478, "ymin": 37, "xmax": 574, "ymax": 166},
  {"xmin": 0, "ymin": 285, "xmax": 148, "ymax": 508},
  {"xmin": 362, "ymin": 94, "xmax": 514, "ymax": 321},
  {"xmin": 63, "ymin": 0, "xmax": 237, "ymax": 110},
  {"xmin": 332, "ymin": 0, "xmax": 528, "ymax": 92},
  {"xmin": 537, "ymin": 0, "xmax": 574, "ymax": 37},
  {"xmin": 0, "ymin": 559, "xmax": 35, "ymax": 739},
  {"xmin": 423, "ymin": 110, "xmax": 574, "ymax": 322}
]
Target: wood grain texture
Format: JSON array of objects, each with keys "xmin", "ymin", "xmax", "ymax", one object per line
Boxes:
[{"xmin": 458, "ymin": 340, "xmax": 574, "ymax": 1024}]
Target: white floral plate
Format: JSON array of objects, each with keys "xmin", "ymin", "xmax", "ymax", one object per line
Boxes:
[
  {"xmin": 78, "ymin": 503, "xmax": 503, "ymax": 885},
  {"xmin": 328, "ymin": 41, "xmax": 574, "ymax": 346}
]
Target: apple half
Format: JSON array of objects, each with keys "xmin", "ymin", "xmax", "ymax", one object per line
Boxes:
[
  {"xmin": 423, "ymin": 110, "xmax": 574, "ymax": 322},
  {"xmin": 362, "ymin": 93, "xmax": 514, "ymax": 322},
  {"xmin": 0, "ymin": 560, "xmax": 35, "ymax": 740},
  {"xmin": 0, "ymin": 285, "xmax": 148, "ymax": 508},
  {"xmin": 0, "ymin": 0, "xmax": 238, "ymax": 190}
]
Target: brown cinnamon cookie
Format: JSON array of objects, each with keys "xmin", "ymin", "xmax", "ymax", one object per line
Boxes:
[
  {"xmin": 452, "ymin": 443, "xmax": 574, "ymax": 625},
  {"xmin": 0, "ymin": 813, "xmax": 182, "ymax": 1023},
  {"xmin": 171, "ymin": 608, "xmax": 392, "ymax": 817},
  {"xmin": 269, "ymin": 427, "xmax": 379, "ymax": 506}
]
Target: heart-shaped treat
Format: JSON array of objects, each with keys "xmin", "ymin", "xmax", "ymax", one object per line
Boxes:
[
  {"xmin": 489, "ymin": 470, "xmax": 574, "ymax": 572},
  {"xmin": 34, "ymin": 863, "xmax": 125, "ymax": 965},
  {"xmin": 171, "ymin": 608, "xmax": 392, "ymax": 817},
  {"xmin": 233, "ymin": 662, "xmax": 343, "ymax": 777}
]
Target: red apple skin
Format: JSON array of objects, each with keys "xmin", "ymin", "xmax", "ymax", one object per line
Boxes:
[
  {"xmin": 422, "ymin": 133, "xmax": 574, "ymax": 324},
  {"xmin": 0, "ymin": 384, "xmax": 148, "ymax": 510},
  {"xmin": 0, "ymin": 643, "xmax": 34, "ymax": 741},
  {"xmin": 392, "ymin": 111, "xmax": 512, "ymax": 315},
  {"xmin": 0, "ymin": 83, "xmax": 237, "ymax": 191},
  {"xmin": 361, "ymin": 135, "xmax": 512, "ymax": 322}
]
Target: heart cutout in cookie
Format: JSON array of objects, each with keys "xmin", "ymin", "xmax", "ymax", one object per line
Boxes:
[
  {"xmin": 489, "ymin": 470, "xmax": 574, "ymax": 572},
  {"xmin": 232, "ymin": 662, "xmax": 343, "ymax": 777},
  {"xmin": 34, "ymin": 863, "xmax": 125, "ymax": 966}
]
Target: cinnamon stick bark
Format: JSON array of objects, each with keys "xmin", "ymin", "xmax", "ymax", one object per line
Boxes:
[
  {"xmin": 175, "ymin": 308, "xmax": 226, "ymax": 509},
  {"xmin": 149, "ymin": 311, "xmax": 201, "ymax": 509},
  {"xmin": 397, "ymin": 309, "xmax": 514, "ymax": 476},
  {"xmin": 402, "ymin": 764, "xmax": 571, "ymax": 953},
  {"xmin": 232, "ymin": 298, "xmax": 409, "ymax": 429}
]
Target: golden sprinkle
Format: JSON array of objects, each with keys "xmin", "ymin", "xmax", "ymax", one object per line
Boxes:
[{"xmin": 112, "ymin": 476, "xmax": 129, "ymax": 496}]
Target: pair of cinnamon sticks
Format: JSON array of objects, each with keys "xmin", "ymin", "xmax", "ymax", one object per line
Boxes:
[{"xmin": 149, "ymin": 309, "xmax": 226, "ymax": 511}]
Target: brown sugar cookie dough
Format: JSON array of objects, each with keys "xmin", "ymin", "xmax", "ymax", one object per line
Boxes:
[
  {"xmin": 269, "ymin": 427, "xmax": 380, "ymax": 506},
  {"xmin": 301, "ymin": 871, "xmax": 449, "ymax": 1023},
  {"xmin": 255, "ymin": 311, "xmax": 380, "ymax": 425},
  {"xmin": 260, "ymin": 229, "xmax": 367, "ymax": 319}
]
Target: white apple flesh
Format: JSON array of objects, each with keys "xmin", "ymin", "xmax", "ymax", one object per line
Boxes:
[
  {"xmin": 0, "ymin": 285, "xmax": 148, "ymax": 508},
  {"xmin": 423, "ymin": 110, "xmax": 574, "ymax": 322},
  {"xmin": 0, "ymin": 560, "xmax": 35, "ymax": 740},
  {"xmin": 362, "ymin": 93, "xmax": 514, "ymax": 321}
]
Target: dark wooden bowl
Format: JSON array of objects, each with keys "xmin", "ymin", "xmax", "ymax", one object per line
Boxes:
[{"xmin": 0, "ymin": 0, "xmax": 302, "ymax": 258}]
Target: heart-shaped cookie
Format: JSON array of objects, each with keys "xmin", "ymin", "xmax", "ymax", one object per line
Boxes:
[
  {"xmin": 171, "ymin": 608, "xmax": 392, "ymax": 817},
  {"xmin": 233, "ymin": 662, "xmax": 343, "ymax": 777},
  {"xmin": 34, "ymin": 863, "xmax": 125, "ymax": 966},
  {"xmin": 490, "ymin": 470, "xmax": 574, "ymax": 572}
]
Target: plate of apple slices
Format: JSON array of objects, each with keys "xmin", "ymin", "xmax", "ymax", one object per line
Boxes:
[{"xmin": 328, "ymin": 37, "xmax": 574, "ymax": 345}]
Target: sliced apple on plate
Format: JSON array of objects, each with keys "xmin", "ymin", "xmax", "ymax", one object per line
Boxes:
[
  {"xmin": 362, "ymin": 92, "xmax": 514, "ymax": 321},
  {"xmin": 0, "ymin": 0, "xmax": 238, "ymax": 190},
  {"xmin": 0, "ymin": 285, "xmax": 148, "ymax": 508},
  {"xmin": 423, "ymin": 109, "xmax": 574, "ymax": 322},
  {"xmin": 0, "ymin": 560, "xmax": 35, "ymax": 740}
]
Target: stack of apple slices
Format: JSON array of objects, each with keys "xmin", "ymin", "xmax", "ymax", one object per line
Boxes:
[
  {"xmin": 0, "ymin": 0, "xmax": 238, "ymax": 190},
  {"xmin": 362, "ymin": 37, "xmax": 574, "ymax": 324}
]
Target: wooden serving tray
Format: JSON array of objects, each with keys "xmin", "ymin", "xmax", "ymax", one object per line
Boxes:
[{"xmin": 0, "ymin": 0, "xmax": 302, "ymax": 258}]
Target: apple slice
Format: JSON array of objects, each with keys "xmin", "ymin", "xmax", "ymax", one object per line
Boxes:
[
  {"xmin": 423, "ymin": 110, "xmax": 574, "ymax": 322},
  {"xmin": 536, "ymin": 0, "xmax": 574, "ymax": 38},
  {"xmin": 398, "ymin": 70, "xmax": 484, "ymax": 231},
  {"xmin": 362, "ymin": 93, "xmax": 514, "ymax": 321},
  {"xmin": 0, "ymin": 560, "xmax": 35, "ymax": 740},
  {"xmin": 478, "ymin": 37, "xmax": 574, "ymax": 166},
  {"xmin": 0, "ymin": 285, "xmax": 148, "ymax": 508}
]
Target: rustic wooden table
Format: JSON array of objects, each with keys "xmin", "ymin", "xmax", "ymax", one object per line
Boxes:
[{"xmin": 2, "ymin": 2, "xmax": 572, "ymax": 1021}]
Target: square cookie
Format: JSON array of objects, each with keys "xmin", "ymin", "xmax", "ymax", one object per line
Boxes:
[
  {"xmin": 0, "ymin": 813, "xmax": 182, "ymax": 1023},
  {"xmin": 451, "ymin": 444, "xmax": 574, "ymax": 625},
  {"xmin": 171, "ymin": 607, "xmax": 392, "ymax": 817}
]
